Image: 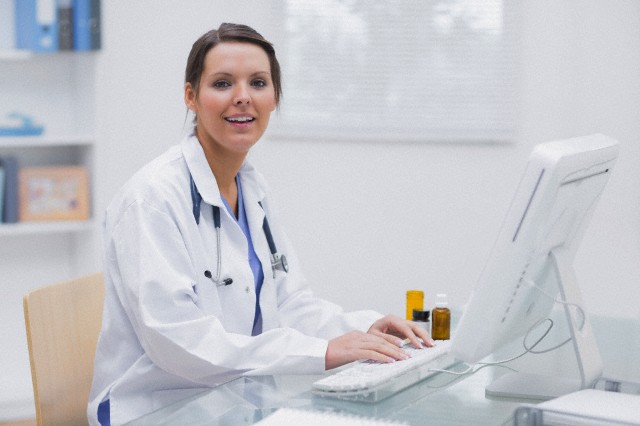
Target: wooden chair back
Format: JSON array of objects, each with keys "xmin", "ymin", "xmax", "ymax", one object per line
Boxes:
[{"xmin": 23, "ymin": 273, "xmax": 104, "ymax": 426}]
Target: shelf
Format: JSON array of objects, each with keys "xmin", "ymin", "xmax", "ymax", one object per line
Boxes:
[
  {"xmin": 0, "ymin": 49, "xmax": 33, "ymax": 60},
  {"xmin": 0, "ymin": 50, "xmax": 97, "ymax": 61},
  {"xmin": 0, "ymin": 135, "xmax": 95, "ymax": 148},
  {"xmin": 0, "ymin": 220, "xmax": 95, "ymax": 236}
]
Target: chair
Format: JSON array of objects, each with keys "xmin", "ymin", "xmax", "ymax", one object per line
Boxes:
[{"xmin": 23, "ymin": 273, "xmax": 104, "ymax": 426}]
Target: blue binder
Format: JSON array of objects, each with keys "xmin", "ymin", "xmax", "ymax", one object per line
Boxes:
[
  {"xmin": 58, "ymin": 0, "xmax": 74, "ymax": 51},
  {"xmin": 0, "ymin": 165, "xmax": 5, "ymax": 223},
  {"xmin": 15, "ymin": 0, "xmax": 59, "ymax": 52},
  {"xmin": 0, "ymin": 156, "xmax": 19, "ymax": 223},
  {"xmin": 73, "ymin": 0, "xmax": 101, "ymax": 50}
]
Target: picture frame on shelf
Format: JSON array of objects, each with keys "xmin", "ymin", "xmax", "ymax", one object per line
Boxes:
[{"xmin": 18, "ymin": 166, "xmax": 90, "ymax": 221}]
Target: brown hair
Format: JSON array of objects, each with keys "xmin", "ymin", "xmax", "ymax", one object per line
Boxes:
[{"xmin": 185, "ymin": 23, "xmax": 282, "ymax": 106}]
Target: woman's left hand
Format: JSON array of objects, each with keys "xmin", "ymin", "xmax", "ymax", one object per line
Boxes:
[{"xmin": 367, "ymin": 314, "xmax": 434, "ymax": 349}]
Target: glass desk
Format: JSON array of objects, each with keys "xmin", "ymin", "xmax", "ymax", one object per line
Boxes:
[{"xmin": 125, "ymin": 316, "xmax": 640, "ymax": 425}]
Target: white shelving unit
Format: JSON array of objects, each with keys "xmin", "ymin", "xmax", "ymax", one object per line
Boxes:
[
  {"xmin": 0, "ymin": 219, "xmax": 95, "ymax": 236},
  {"xmin": 0, "ymin": 48, "xmax": 31, "ymax": 60},
  {"xmin": 0, "ymin": 45, "xmax": 100, "ymax": 420},
  {"xmin": 0, "ymin": 52, "xmax": 97, "ymax": 230}
]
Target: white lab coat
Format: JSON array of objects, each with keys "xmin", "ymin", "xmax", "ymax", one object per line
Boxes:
[{"xmin": 87, "ymin": 134, "xmax": 381, "ymax": 425}]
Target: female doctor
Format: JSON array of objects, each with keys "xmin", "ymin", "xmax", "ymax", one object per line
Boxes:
[{"xmin": 88, "ymin": 23, "xmax": 432, "ymax": 426}]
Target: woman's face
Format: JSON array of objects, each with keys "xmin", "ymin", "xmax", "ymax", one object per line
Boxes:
[{"xmin": 185, "ymin": 42, "xmax": 276, "ymax": 156}]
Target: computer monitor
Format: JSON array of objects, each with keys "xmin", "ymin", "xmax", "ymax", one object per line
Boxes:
[{"xmin": 450, "ymin": 134, "xmax": 619, "ymax": 400}]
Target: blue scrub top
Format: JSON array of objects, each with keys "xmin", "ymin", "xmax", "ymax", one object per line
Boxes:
[{"xmin": 221, "ymin": 177, "xmax": 264, "ymax": 336}]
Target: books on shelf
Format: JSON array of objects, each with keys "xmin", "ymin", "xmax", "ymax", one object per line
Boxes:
[
  {"xmin": 14, "ymin": 0, "xmax": 101, "ymax": 52},
  {"xmin": 58, "ymin": 0, "xmax": 74, "ymax": 50},
  {"xmin": 73, "ymin": 0, "xmax": 101, "ymax": 51},
  {"xmin": 15, "ymin": 0, "xmax": 58, "ymax": 52}
]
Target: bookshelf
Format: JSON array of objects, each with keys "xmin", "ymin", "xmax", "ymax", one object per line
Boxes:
[
  {"xmin": 0, "ymin": 5, "xmax": 101, "ymax": 418},
  {"xmin": 0, "ymin": 53, "xmax": 96, "ymax": 230}
]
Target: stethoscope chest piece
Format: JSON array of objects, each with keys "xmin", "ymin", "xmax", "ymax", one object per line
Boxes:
[{"xmin": 271, "ymin": 253, "xmax": 288, "ymax": 277}]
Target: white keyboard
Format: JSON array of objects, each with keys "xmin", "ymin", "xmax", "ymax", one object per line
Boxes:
[{"xmin": 313, "ymin": 340, "xmax": 453, "ymax": 402}]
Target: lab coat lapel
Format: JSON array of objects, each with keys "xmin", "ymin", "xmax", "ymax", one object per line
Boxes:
[
  {"xmin": 183, "ymin": 136, "xmax": 257, "ymax": 334},
  {"xmin": 239, "ymin": 169, "xmax": 277, "ymax": 332},
  {"xmin": 181, "ymin": 134, "xmax": 223, "ymax": 208}
]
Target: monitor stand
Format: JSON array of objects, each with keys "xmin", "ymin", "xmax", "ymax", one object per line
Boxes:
[{"xmin": 485, "ymin": 248, "xmax": 604, "ymax": 401}]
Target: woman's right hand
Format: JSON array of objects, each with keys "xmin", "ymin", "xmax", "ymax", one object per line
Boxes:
[{"xmin": 325, "ymin": 330, "xmax": 409, "ymax": 370}]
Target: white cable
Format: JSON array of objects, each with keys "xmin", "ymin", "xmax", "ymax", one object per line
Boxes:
[
  {"xmin": 522, "ymin": 278, "xmax": 586, "ymax": 330},
  {"xmin": 429, "ymin": 277, "xmax": 587, "ymax": 376},
  {"xmin": 521, "ymin": 277, "xmax": 585, "ymax": 354}
]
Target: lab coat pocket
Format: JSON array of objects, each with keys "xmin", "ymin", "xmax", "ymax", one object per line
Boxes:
[
  {"xmin": 192, "ymin": 275, "xmax": 225, "ymax": 316},
  {"xmin": 189, "ymin": 281, "xmax": 199, "ymax": 302}
]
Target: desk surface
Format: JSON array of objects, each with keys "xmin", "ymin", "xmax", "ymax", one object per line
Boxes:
[
  {"xmin": 125, "ymin": 367, "xmax": 524, "ymax": 425},
  {"xmin": 125, "ymin": 316, "xmax": 640, "ymax": 425}
]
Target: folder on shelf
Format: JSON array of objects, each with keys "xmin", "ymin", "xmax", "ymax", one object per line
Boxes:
[
  {"xmin": 0, "ymin": 156, "xmax": 19, "ymax": 223},
  {"xmin": 0, "ymin": 164, "xmax": 5, "ymax": 224},
  {"xmin": 57, "ymin": 0, "xmax": 74, "ymax": 51},
  {"xmin": 73, "ymin": 0, "xmax": 101, "ymax": 51},
  {"xmin": 15, "ymin": 0, "xmax": 59, "ymax": 52}
]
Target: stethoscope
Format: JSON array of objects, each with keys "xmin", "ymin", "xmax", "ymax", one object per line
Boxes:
[{"xmin": 190, "ymin": 173, "xmax": 288, "ymax": 286}]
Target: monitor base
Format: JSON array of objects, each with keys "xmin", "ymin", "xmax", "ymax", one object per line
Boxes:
[{"xmin": 486, "ymin": 372, "xmax": 582, "ymax": 401}]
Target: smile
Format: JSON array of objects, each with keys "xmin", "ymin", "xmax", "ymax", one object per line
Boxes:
[{"xmin": 225, "ymin": 116, "xmax": 255, "ymax": 123}]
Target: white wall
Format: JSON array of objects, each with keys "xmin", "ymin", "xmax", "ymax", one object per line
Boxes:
[
  {"xmin": 96, "ymin": 0, "xmax": 640, "ymax": 319},
  {"xmin": 257, "ymin": 0, "xmax": 640, "ymax": 319},
  {"xmin": 2, "ymin": 0, "xmax": 639, "ymax": 420}
]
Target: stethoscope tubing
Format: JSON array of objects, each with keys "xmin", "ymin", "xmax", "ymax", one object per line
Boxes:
[
  {"xmin": 190, "ymin": 173, "xmax": 288, "ymax": 285},
  {"xmin": 213, "ymin": 206, "xmax": 225, "ymax": 285}
]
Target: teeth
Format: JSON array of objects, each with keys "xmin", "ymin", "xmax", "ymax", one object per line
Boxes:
[{"xmin": 226, "ymin": 116, "xmax": 254, "ymax": 122}]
